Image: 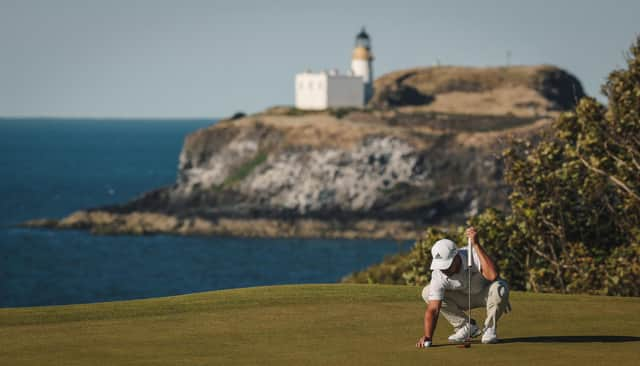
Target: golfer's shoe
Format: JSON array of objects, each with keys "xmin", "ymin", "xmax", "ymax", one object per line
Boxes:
[
  {"xmin": 447, "ymin": 322, "xmax": 481, "ymax": 343},
  {"xmin": 481, "ymin": 327, "xmax": 499, "ymax": 344}
]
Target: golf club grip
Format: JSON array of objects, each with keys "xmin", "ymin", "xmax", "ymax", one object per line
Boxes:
[{"xmin": 467, "ymin": 237, "xmax": 472, "ymax": 267}]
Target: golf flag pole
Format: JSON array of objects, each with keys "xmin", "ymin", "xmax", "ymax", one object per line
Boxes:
[
  {"xmin": 467, "ymin": 236, "xmax": 472, "ymax": 340},
  {"xmin": 467, "ymin": 236, "xmax": 473, "ymax": 267}
]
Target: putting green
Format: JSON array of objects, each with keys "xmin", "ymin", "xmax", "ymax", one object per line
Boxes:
[{"xmin": 1, "ymin": 285, "xmax": 639, "ymax": 365}]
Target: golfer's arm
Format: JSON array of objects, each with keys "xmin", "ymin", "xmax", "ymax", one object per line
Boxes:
[
  {"xmin": 473, "ymin": 241, "xmax": 499, "ymax": 281},
  {"xmin": 424, "ymin": 300, "xmax": 441, "ymax": 339}
]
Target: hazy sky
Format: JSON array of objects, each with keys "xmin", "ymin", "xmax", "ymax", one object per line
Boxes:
[{"xmin": 1, "ymin": 0, "xmax": 638, "ymax": 118}]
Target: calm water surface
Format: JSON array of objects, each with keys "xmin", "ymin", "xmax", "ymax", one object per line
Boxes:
[{"xmin": 0, "ymin": 118, "xmax": 410, "ymax": 307}]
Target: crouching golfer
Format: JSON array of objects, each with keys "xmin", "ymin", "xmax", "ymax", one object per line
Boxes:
[{"xmin": 416, "ymin": 227, "xmax": 511, "ymax": 347}]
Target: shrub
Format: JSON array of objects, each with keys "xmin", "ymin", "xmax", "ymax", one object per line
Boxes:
[{"xmin": 345, "ymin": 37, "xmax": 640, "ymax": 296}]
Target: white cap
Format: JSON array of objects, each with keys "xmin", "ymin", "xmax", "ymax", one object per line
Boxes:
[{"xmin": 430, "ymin": 239, "xmax": 458, "ymax": 270}]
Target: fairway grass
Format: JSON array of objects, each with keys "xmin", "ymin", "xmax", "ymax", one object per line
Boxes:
[{"xmin": 1, "ymin": 284, "xmax": 639, "ymax": 365}]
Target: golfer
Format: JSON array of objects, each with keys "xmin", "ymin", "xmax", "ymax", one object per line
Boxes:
[{"xmin": 416, "ymin": 227, "xmax": 511, "ymax": 347}]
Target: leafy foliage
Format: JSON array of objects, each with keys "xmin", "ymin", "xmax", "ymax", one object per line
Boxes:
[
  {"xmin": 341, "ymin": 252, "xmax": 412, "ymax": 285},
  {"xmin": 401, "ymin": 228, "xmax": 451, "ymax": 286},
  {"xmin": 499, "ymin": 37, "xmax": 640, "ymax": 295},
  {"xmin": 344, "ymin": 37, "xmax": 640, "ymax": 296}
]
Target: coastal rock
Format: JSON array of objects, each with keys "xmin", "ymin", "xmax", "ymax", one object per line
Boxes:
[
  {"xmin": 244, "ymin": 136, "xmax": 427, "ymax": 213},
  {"xmin": 117, "ymin": 110, "xmax": 537, "ymax": 227},
  {"xmin": 21, "ymin": 211, "xmax": 420, "ymax": 240},
  {"xmin": 369, "ymin": 65, "xmax": 585, "ymax": 115},
  {"xmin": 25, "ymin": 65, "xmax": 586, "ymax": 239}
]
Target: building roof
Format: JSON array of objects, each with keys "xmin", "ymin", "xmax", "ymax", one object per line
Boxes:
[{"xmin": 356, "ymin": 27, "xmax": 369, "ymax": 40}]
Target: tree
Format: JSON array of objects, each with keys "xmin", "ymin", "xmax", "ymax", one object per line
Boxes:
[
  {"xmin": 500, "ymin": 36, "xmax": 640, "ymax": 294},
  {"xmin": 344, "ymin": 37, "xmax": 640, "ymax": 296}
]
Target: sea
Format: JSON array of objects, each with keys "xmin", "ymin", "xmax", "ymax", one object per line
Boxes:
[{"xmin": 0, "ymin": 118, "xmax": 412, "ymax": 308}]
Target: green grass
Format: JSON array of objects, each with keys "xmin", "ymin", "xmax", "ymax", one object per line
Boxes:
[
  {"xmin": 1, "ymin": 285, "xmax": 639, "ymax": 365},
  {"xmin": 216, "ymin": 151, "xmax": 268, "ymax": 190}
]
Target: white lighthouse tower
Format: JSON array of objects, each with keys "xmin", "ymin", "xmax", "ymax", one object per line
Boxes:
[
  {"xmin": 351, "ymin": 27, "xmax": 374, "ymax": 104},
  {"xmin": 294, "ymin": 28, "xmax": 374, "ymax": 110}
]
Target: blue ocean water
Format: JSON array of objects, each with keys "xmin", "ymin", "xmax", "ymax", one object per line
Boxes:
[{"xmin": 0, "ymin": 118, "xmax": 410, "ymax": 308}]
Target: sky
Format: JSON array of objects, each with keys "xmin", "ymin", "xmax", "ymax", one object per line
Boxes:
[{"xmin": 1, "ymin": 0, "xmax": 638, "ymax": 118}]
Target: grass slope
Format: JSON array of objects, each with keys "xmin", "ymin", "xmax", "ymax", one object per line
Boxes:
[{"xmin": 1, "ymin": 285, "xmax": 639, "ymax": 365}]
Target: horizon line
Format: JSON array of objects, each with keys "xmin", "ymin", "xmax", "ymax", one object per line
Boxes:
[{"xmin": 0, "ymin": 116, "xmax": 221, "ymax": 121}]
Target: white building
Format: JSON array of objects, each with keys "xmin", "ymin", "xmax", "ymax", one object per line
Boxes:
[
  {"xmin": 295, "ymin": 28, "xmax": 374, "ymax": 110},
  {"xmin": 295, "ymin": 70, "xmax": 364, "ymax": 110}
]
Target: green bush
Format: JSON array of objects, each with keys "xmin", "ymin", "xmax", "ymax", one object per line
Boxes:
[
  {"xmin": 604, "ymin": 242, "xmax": 640, "ymax": 296},
  {"xmin": 345, "ymin": 37, "xmax": 640, "ymax": 296},
  {"xmin": 499, "ymin": 36, "xmax": 640, "ymax": 295},
  {"xmin": 341, "ymin": 252, "xmax": 412, "ymax": 285}
]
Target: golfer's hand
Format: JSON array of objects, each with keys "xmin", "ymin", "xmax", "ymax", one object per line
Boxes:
[
  {"xmin": 416, "ymin": 336, "xmax": 432, "ymax": 348},
  {"xmin": 466, "ymin": 227, "xmax": 478, "ymax": 245}
]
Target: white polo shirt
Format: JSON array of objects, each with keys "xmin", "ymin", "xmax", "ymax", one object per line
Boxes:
[{"xmin": 424, "ymin": 247, "xmax": 488, "ymax": 301}]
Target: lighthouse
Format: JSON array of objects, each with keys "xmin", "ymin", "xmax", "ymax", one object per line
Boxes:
[
  {"xmin": 351, "ymin": 27, "xmax": 374, "ymax": 104},
  {"xmin": 294, "ymin": 28, "xmax": 374, "ymax": 110}
]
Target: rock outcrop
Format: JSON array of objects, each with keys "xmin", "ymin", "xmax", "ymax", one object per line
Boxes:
[
  {"xmin": 23, "ymin": 65, "xmax": 585, "ymax": 240},
  {"xmin": 369, "ymin": 65, "xmax": 585, "ymax": 113}
]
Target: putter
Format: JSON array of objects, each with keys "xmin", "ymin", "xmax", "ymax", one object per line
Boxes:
[{"xmin": 458, "ymin": 235, "xmax": 473, "ymax": 348}]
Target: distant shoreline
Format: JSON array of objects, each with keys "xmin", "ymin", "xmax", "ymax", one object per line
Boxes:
[
  {"xmin": 0, "ymin": 116, "xmax": 219, "ymax": 121},
  {"xmin": 20, "ymin": 210, "xmax": 422, "ymax": 241}
]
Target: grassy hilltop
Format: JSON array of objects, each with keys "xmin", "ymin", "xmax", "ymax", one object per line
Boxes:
[{"xmin": 1, "ymin": 284, "xmax": 639, "ymax": 365}]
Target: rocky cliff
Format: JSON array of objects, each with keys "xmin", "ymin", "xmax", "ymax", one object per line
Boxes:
[{"xmin": 24, "ymin": 65, "xmax": 585, "ymax": 239}]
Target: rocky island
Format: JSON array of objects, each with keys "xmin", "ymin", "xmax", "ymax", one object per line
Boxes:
[{"xmin": 23, "ymin": 65, "xmax": 585, "ymax": 240}]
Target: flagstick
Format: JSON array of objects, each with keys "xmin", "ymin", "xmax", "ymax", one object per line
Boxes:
[{"xmin": 467, "ymin": 236, "xmax": 472, "ymax": 344}]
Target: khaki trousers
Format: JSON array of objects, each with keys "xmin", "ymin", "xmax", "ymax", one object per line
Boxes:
[{"xmin": 422, "ymin": 279, "xmax": 511, "ymax": 330}]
